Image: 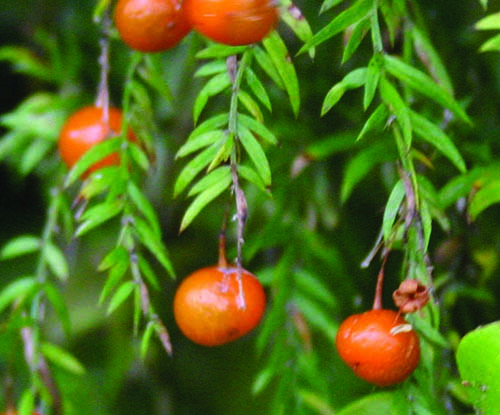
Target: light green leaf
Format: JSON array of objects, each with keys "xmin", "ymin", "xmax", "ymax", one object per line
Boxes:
[
  {"xmin": 176, "ymin": 130, "xmax": 226, "ymax": 159},
  {"xmin": 469, "ymin": 179, "xmax": 500, "ymax": 220},
  {"xmin": 476, "ymin": 12, "xmax": 500, "ymax": 30},
  {"xmin": 45, "ymin": 242, "xmax": 69, "ymax": 281},
  {"xmin": 65, "ymin": 136, "xmax": 122, "ymax": 187},
  {"xmin": 127, "ymin": 142, "xmax": 150, "ymax": 171},
  {"xmin": 279, "ymin": 1, "xmax": 315, "ymax": 57},
  {"xmin": 364, "ymin": 54, "xmax": 383, "ymax": 109},
  {"xmin": 138, "ymin": 254, "xmax": 160, "ymax": 290},
  {"xmin": 196, "ymin": 44, "xmax": 248, "ymax": 59},
  {"xmin": 141, "ymin": 321, "xmax": 156, "ymax": 358},
  {"xmin": 194, "ymin": 60, "xmax": 227, "ymax": 78},
  {"xmin": 342, "ymin": 18, "xmax": 370, "ymax": 63},
  {"xmin": 420, "ymin": 199, "xmax": 432, "ymax": 250},
  {"xmin": 41, "ymin": 342, "xmax": 86, "ymax": 375},
  {"xmin": 0, "ymin": 46, "xmax": 53, "ymax": 81},
  {"xmin": 81, "ymin": 166, "xmax": 122, "ymax": 199},
  {"xmin": 383, "ymin": 55, "xmax": 471, "ymax": 124},
  {"xmin": 479, "ymin": 33, "xmax": 500, "ymax": 52},
  {"xmin": 0, "ymin": 235, "xmax": 40, "ymax": 260},
  {"xmin": 245, "ymin": 66, "xmax": 272, "ymax": 111},
  {"xmin": 107, "ymin": 281, "xmax": 135, "ymax": 315},
  {"xmin": 186, "ymin": 113, "xmax": 229, "ymax": 140},
  {"xmin": 20, "ymin": 139, "xmax": 53, "ymax": 175},
  {"xmin": 238, "ymin": 164, "xmax": 269, "ymax": 194},
  {"xmin": 18, "ymin": 389, "xmax": 35, "ymax": 415},
  {"xmin": 193, "ymin": 72, "xmax": 231, "ymax": 124},
  {"xmin": 253, "ymin": 45, "xmax": 284, "ymax": 89},
  {"xmin": 382, "ymin": 180, "xmax": 405, "ymax": 242},
  {"xmin": 76, "ymin": 199, "xmax": 124, "ymax": 236},
  {"xmin": 187, "ymin": 166, "xmax": 231, "ymax": 197},
  {"xmin": 0, "ymin": 276, "xmax": 39, "ymax": 314},
  {"xmin": 134, "ymin": 217, "xmax": 175, "ymax": 278},
  {"xmin": 127, "ymin": 181, "xmax": 161, "ymax": 237},
  {"xmin": 180, "ymin": 176, "xmax": 232, "ymax": 232},
  {"xmin": 357, "ymin": 104, "xmax": 389, "ymax": 141},
  {"xmin": 238, "ymin": 114, "xmax": 278, "ymax": 145},
  {"xmin": 239, "ymin": 125, "xmax": 272, "ymax": 185},
  {"xmin": 206, "ymin": 133, "xmax": 234, "ymax": 172},
  {"xmin": 262, "ymin": 32, "xmax": 300, "ymax": 116},
  {"xmin": 238, "ymin": 89, "xmax": 264, "ymax": 122},
  {"xmin": 174, "ymin": 143, "xmax": 221, "ymax": 197},
  {"xmin": 337, "ymin": 392, "xmax": 396, "ymax": 415},
  {"xmin": 44, "ymin": 282, "xmax": 71, "ymax": 336},
  {"xmin": 410, "ymin": 111, "xmax": 466, "ymax": 172},
  {"xmin": 322, "ymin": 68, "xmax": 367, "ymax": 115},
  {"xmin": 98, "ymin": 245, "xmax": 129, "ymax": 271},
  {"xmin": 99, "ymin": 259, "xmax": 130, "ymax": 304},
  {"xmin": 320, "ymin": 0, "xmax": 345, "ymax": 14},
  {"xmin": 299, "ymin": 0, "xmax": 373, "ymax": 53}
]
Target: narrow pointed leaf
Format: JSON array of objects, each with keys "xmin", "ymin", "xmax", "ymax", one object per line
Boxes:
[
  {"xmin": 41, "ymin": 342, "xmax": 86, "ymax": 375},
  {"xmin": 127, "ymin": 181, "xmax": 162, "ymax": 237},
  {"xmin": 469, "ymin": 179, "xmax": 500, "ymax": 220},
  {"xmin": 188, "ymin": 166, "xmax": 231, "ymax": 197},
  {"xmin": 107, "ymin": 281, "xmax": 135, "ymax": 315},
  {"xmin": 176, "ymin": 130, "xmax": 226, "ymax": 159},
  {"xmin": 238, "ymin": 114, "xmax": 278, "ymax": 145},
  {"xmin": 76, "ymin": 199, "xmax": 124, "ymax": 236},
  {"xmin": 0, "ymin": 235, "xmax": 40, "ymax": 260},
  {"xmin": 0, "ymin": 276, "xmax": 39, "ymax": 314},
  {"xmin": 45, "ymin": 242, "xmax": 69, "ymax": 281},
  {"xmin": 245, "ymin": 67, "xmax": 272, "ymax": 111},
  {"xmin": 239, "ymin": 126, "xmax": 272, "ymax": 185},
  {"xmin": 382, "ymin": 180, "xmax": 405, "ymax": 242}
]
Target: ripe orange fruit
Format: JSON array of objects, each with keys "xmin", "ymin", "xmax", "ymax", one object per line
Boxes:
[
  {"xmin": 184, "ymin": 0, "xmax": 279, "ymax": 46},
  {"xmin": 335, "ymin": 309, "xmax": 420, "ymax": 387},
  {"xmin": 114, "ymin": 0, "xmax": 192, "ymax": 52},
  {"xmin": 58, "ymin": 106, "xmax": 134, "ymax": 174},
  {"xmin": 173, "ymin": 264, "xmax": 266, "ymax": 346}
]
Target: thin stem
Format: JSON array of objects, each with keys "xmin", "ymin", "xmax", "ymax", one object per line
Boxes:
[
  {"xmin": 95, "ymin": 11, "xmax": 112, "ymax": 124},
  {"xmin": 372, "ymin": 252, "xmax": 389, "ymax": 310}
]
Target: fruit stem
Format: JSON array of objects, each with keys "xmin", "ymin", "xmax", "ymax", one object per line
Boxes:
[
  {"xmin": 95, "ymin": 9, "xmax": 112, "ymax": 125},
  {"xmin": 218, "ymin": 231, "xmax": 228, "ymax": 268},
  {"xmin": 373, "ymin": 253, "xmax": 389, "ymax": 310}
]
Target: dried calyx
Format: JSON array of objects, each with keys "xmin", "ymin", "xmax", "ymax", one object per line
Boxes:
[{"xmin": 393, "ymin": 279, "xmax": 430, "ymax": 313}]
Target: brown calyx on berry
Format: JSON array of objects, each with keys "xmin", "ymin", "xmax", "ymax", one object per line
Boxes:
[{"xmin": 393, "ymin": 279, "xmax": 429, "ymax": 313}]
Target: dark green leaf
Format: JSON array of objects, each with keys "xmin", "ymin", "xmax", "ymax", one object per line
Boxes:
[
  {"xmin": 140, "ymin": 54, "xmax": 173, "ymax": 102},
  {"xmin": 294, "ymin": 292, "xmax": 337, "ymax": 341},
  {"xmin": 383, "ymin": 55, "xmax": 471, "ymax": 124},
  {"xmin": 322, "ymin": 68, "xmax": 367, "ymax": 115},
  {"xmin": 0, "ymin": 46, "xmax": 53, "ymax": 81},
  {"xmin": 295, "ymin": 269, "xmax": 337, "ymax": 308},
  {"xmin": 410, "ymin": 111, "xmax": 466, "ymax": 172},
  {"xmin": 262, "ymin": 32, "xmax": 300, "ymax": 116},
  {"xmin": 44, "ymin": 282, "xmax": 71, "ymax": 336},
  {"xmin": 0, "ymin": 235, "xmax": 40, "ymax": 260},
  {"xmin": 180, "ymin": 175, "xmax": 232, "ymax": 232},
  {"xmin": 306, "ymin": 131, "xmax": 357, "ymax": 159},
  {"xmin": 127, "ymin": 181, "xmax": 161, "ymax": 237}
]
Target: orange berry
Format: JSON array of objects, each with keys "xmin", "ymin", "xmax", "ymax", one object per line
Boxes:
[
  {"xmin": 173, "ymin": 265, "xmax": 266, "ymax": 346},
  {"xmin": 58, "ymin": 106, "xmax": 134, "ymax": 175},
  {"xmin": 184, "ymin": 0, "xmax": 278, "ymax": 46},
  {"xmin": 335, "ymin": 309, "xmax": 420, "ymax": 387},
  {"xmin": 114, "ymin": 0, "xmax": 192, "ymax": 52}
]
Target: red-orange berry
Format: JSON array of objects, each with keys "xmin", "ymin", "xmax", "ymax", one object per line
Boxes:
[
  {"xmin": 58, "ymin": 106, "xmax": 134, "ymax": 174},
  {"xmin": 335, "ymin": 309, "xmax": 420, "ymax": 387},
  {"xmin": 173, "ymin": 265, "xmax": 266, "ymax": 346},
  {"xmin": 184, "ymin": 0, "xmax": 278, "ymax": 46},
  {"xmin": 114, "ymin": 0, "xmax": 192, "ymax": 52}
]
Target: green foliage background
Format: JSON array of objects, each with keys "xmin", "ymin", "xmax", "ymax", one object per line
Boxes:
[{"xmin": 1, "ymin": 0, "xmax": 500, "ymax": 414}]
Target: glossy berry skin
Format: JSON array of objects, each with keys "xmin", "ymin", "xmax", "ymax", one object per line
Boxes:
[
  {"xmin": 115, "ymin": 0, "xmax": 192, "ymax": 52},
  {"xmin": 184, "ymin": 0, "xmax": 278, "ymax": 46},
  {"xmin": 173, "ymin": 265, "xmax": 266, "ymax": 346},
  {"xmin": 335, "ymin": 309, "xmax": 420, "ymax": 387},
  {"xmin": 58, "ymin": 106, "xmax": 132, "ymax": 174}
]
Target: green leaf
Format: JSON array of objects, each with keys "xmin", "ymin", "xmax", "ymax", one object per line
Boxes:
[
  {"xmin": 406, "ymin": 314, "xmax": 448, "ymax": 348},
  {"xmin": 476, "ymin": 12, "xmax": 500, "ymax": 30},
  {"xmin": 469, "ymin": 179, "xmax": 500, "ymax": 220},
  {"xmin": 279, "ymin": 1, "xmax": 315, "ymax": 57},
  {"xmin": 457, "ymin": 322, "xmax": 500, "ymax": 415},
  {"xmin": 174, "ymin": 143, "xmax": 221, "ymax": 197},
  {"xmin": 194, "ymin": 60, "xmax": 227, "ymax": 77},
  {"xmin": 20, "ymin": 139, "xmax": 53, "ymax": 175},
  {"xmin": 127, "ymin": 182, "xmax": 161, "ymax": 237},
  {"xmin": 137, "ymin": 254, "xmax": 160, "ymax": 290},
  {"xmin": 294, "ymin": 292, "xmax": 337, "ymax": 341},
  {"xmin": 99, "ymin": 245, "xmax": 128, "ymax": 271},
  {"xmin": 0, "ymin": 276, "xmax": 39, "ymax": 314},
  {"xmin": 294, "ymin": 269, "xmax": 337, "ymax": 308},
  {"xmin": 44, "ymin": 282, "xmax": 71, "ymax": 336},
  {"xmin": 193, "ymin": 72, "xmax": 231, "ymax": 124},
  {"xmin": 176, "ymin": 130, "xmax": 226, "ymax": 159},
  {"xmin": 357, "ymin": 104, "xmax": 389, "ymax": 141},
  {"xmin": 187, "ymin": 166, "xmax": 231, "ymax": 197},
  {"xmin": 322, "ymin": 68, "xmax": 367, "ymax": 115},
  {"xmin": 320, "ymin": 0, "xmax": 345, "ymax": 14},
  {"xmin": 81, "ymin": 166, "xmax": 122, "ymax": 199},
  {"xmin": 410, "ymin": 111, "xmax": 466, "ymax": 172},
  {"xmin": 238, "ymin": 89, "xmax": 264, "ymax": 122},
  {"xmin": 180, "ymin": 174, "xmax": 232, "ymax": 232},
  {"xmin": 479, "ymin": 33, "xmax": 500, "ymax": 52},
  {"xmin": 107, "ymin": 281, "xmax": 135, "ymax": 315},
  {"xmin": 299, "ymin": 0, "xmax": 373, "ymax": 53},
  {"xmin": 239, "ymin": 125, "xmax": 272, "ymax": 185},
  {"xmin": 342, "ymin": 18, "xmax": 371, "ymax": 63},
  {"xmin": 305, "ymin": 131, "xmax": 357, "ymax": 159},
  {"xmin": 99, "ymin": 259, "xmax": 130, "ymax": 304},
  {"xmin": 134, "ymin": 217, "xmax": 175, "ymax": 278},
  {"xmin": 141, "ymin": 321, "xmax": 156, "ymax": 358},
  {"xmin": 0, "ymin": 46, "xmax": 53, "ymax": 81},
  {"xmin": 45, "ymin": 242, "xmax": 69, "ymax": 281},
  {"xmin": 364, "ymin": 54, "xmax": 383, "ymax": 109},
  {"xmin": 65, "ymin": 136, "xmax": 122, "ymax": 187},
  {"xmin": 341, "ymin": 140, "xmax": 397, "ymax": 203},
  {"xmin": 383, "ymin": 55, "xmax": 471, "ymax": 124},
  {"xmin": 262, "ymin": 32, "xmax": 300, "ymax": 116},
  {"xmin": 420, "ymin": 199, "xmax": 432, "ymax": 251},
  {"xmin": 186, "ymin": 113, "xmax": 229, "ymax": 140},
  {"xmin": 41, "ymin": 342, "xmax": 86, "ymax": 375},
  {"xmin": 252, "ymin": 367, "xmax": 274, "ymax": 395},
  {"xmin": 238, "ymin": 164, "xmax": 269, "ymax": 194},
  {"xmin": 379, "ymin": 77, "xmax": 412, "ymax": 148},
  {"xmin": 196, "ymin": 44, "xmax": 248, "ymax": 59},
  {"xmin": 206, "ymin": 133, "xmax": 234, "ymax": 172},
  {"xmin": 253, "ymin": 45, "xmax": 284, "ymax": 89},
  {"xmin": 238, "ymin": 114, "xmax": 278, "ymax": 145},
  {"xmin": 127, "ymin": 142, "xmax": 150, "ymax": 171},
  {"xmin": 245, "ymin": 67, "xmax": 272, "ymax": 111},
  {"xmin": 18, "ymin": 388, "xmax": 35, "ymax": 415},
  {"xmin": 337, "ymin": 392, "xmax": 397, "ymax": 415},
  {"xmin": 0, "ymin": 235, "xmax": 40, "ymax": 260},
  {"xmin": 76, "ymin": 199, "xmax": 124, "ymax": 236},
  {"xmin": 140, "ymin": 54, "xmax": 173, "ymax": 102},
  {"xmin": 382, "ymin": 180, "xmax": 405, "ymax": 242}
]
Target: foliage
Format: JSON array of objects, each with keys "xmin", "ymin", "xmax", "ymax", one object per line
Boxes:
[{"xmin": 1, "ymin": 0, "xmax": 500, "ymax": 414}]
